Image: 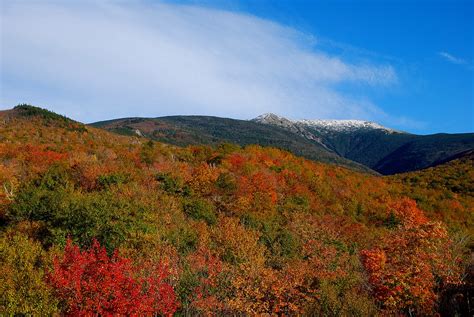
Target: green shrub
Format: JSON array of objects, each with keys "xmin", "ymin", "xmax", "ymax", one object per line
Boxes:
[
  {"xmin": 7, "ymin": 166, "xmax": 145, "ymax": 252},
  {"xmin": 0, "ymin": 232, "xmax": 59, "ymax": 314},
  {"xmin": 14, "ymin": 104, "xmax": 87, "ymax": 132},
  {"xmin": 140, "ymin": 140, "xmax": 155, "ymax": 165},
  {"xmin": 97, "ymin": 173, "xmax": 129, "ymax": 189},
  {"xmin": 176, "ymin": 266, "xmax": 200, "ymax": 308},
  {"xmin": 215, "ymin": 172, "xmax": 237, "ymax": 192},
  {"xmin": 384, "ymin": 211, "xmax": 402, "ymax": 229},
  {"xmin": 156, "ymin": 173, "xmax": 192, "ymax": 196},
  {"xmin": 168, "ymin": 225, "xmax": 198, "ymax": 255},
  {"xmin": 14, "ymin": 104, "xmax": 69, "ymax": 122},
  {"xmin": 183, "ymin": 198, "xmax": 217, "ymax": 225},
  {"xmin": 260, "ymin": 220, "xmax": 300, "ymax": 267},
  {"xmin": 306, "ymin": 278, "xmax": 377, "ymax": 317},
  {"xmin": 282, "ymin": 195, "xmax": 310, "ymax": 213}
]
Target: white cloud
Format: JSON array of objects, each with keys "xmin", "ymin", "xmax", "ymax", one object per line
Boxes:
[
  {"xmin": 438, "ymin": 51, "xmax": 467, "ymax": 65},
  {"xmin": 1, "ymin": 0, "xmax": 398, "ymax": 123}
]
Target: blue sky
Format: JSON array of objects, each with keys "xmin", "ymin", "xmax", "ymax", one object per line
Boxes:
[{"xmin": 1, "ymin": 0, "xmax": 473, "ymax": 134}]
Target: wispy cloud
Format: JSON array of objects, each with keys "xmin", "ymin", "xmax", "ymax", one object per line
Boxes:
[
  {"xmin": 1, "ymin": 1, "xmax": 400, "ymax": 124},
  {"xmin": 438, "ymin": 51, "xmax": 468, "ymax": 65}
]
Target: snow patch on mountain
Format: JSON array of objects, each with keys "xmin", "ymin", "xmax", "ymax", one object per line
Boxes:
[
  {"xmin": 299, "ymin": 119, "xmax": 395, "ymax": 132},
  {"xmin": 253, "ymin": 113, "xmax": 294, "ymax": 128},
  {"xmin": 253, "ymin": 113, "xmax": 398, "ymax": 133}
]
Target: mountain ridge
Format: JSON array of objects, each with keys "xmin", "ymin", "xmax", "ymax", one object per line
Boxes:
[
  {"xmin": 252, "ymin": 113, "xmax": 473, "ymax": 174},
  {"xmin": 93, "ymin": 112, "xmax": 473, "ymax": 175},
  {"xmin": 91, "ymin": 114, "xmax": 376, "ymax": 174},
  {"xmin": 4, "ymin": 105, "xmax": 471, "ymax": 176},
  {"xmin": 253, "ymin": 112, "xmax": 401, "ymax": 133}
]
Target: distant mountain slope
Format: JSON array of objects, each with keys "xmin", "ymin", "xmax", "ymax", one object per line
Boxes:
[
  {"xmin": 374, "ymin": 134, "xmax": 474, "ymax": 174},
  {"xmin": 391, "ymin": 149, "xmax": 474, "ymax": 198},
  {"xmin": 386, "ymin": 149, "xmax": 473, "ymax": 234},
  {"xmin": 253, "ymin": 113, "xmax": 474, "ymax": 175},
  {"xmin": 92, "ymin": 116, "xmax": 375, "ymax": 173},
  {"xmin": 427, "ymin": 149, "xmax": 474, "ymax": 168},
  {"xmin": 93, "ymin": 112, "xmax": 473, "ymax": 175}
]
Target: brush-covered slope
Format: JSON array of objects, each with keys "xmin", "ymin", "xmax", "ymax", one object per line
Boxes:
[
  {"xmin": 1, "ymin": 105, "xmax": 471, "ymax": 316},
  {"xmin": 389, "ymin": 149, "xmax": 473, "ymax": 232},
  {"xmin": 254, "ymin": 113, "xmax": 474, "ymax": 175},
  {"xmin": 92, "ymin": 115, "xmax": 375, "ymax": 174}
]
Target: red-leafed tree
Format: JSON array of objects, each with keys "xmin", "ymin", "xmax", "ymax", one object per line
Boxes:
[
  {"xmin": 361, "ymin": 199, "xmax": 463, "ymax": 315},
  {"xmin": 47, "ymin": 239, "xmax": 178, "ymax": 316}
]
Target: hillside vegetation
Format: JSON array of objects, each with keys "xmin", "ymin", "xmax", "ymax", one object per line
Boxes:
[
  {"xmin": 94, "ymin": 114, "xmax": 474, "ymax": 175},
  {"xmin": 389, "ymin": 150, "xmax": 474, "ymax": 232},
  {"xmin": 254, "ymin": 113, "xmax": 474, "ymax": 175},
  {"xmin": 0, "ymin": 105, "xmax": 472, "ymax": 316},
  {"xmin": 92, "ymin": 116, "xmax": 376, "ymax": 174}
]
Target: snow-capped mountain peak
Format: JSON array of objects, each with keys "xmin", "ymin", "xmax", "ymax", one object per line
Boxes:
[
  {"xmin": 298, "ymin": 119, "xmax": 395, "ymax": 132},
  {"xmin": 253, "ymin": 113, "xmax": 294, "ymax": 126},
  {"xmin": 252, "ymin": 113, "xmax": 397, "ymax": 133},
  {"xmin": 252, "ymin": 113, "xmax": 300, "ymax": 132}
]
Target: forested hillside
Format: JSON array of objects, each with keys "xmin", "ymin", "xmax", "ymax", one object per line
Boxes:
[
  {"xmin": 93, "ymin": 114, "xmax": 474, "ymax": 176},
  {"xmin": 1, "ymin": 105, "xmax": 472, "ymax": 315},
  {"xmin": 92, "ymin": 116, "xmax": 375, "ymax": 174},
  {"xmin": 254, "ymin": 113, "xmax": 474, "ymax": 175},
  {"xmin": 389, "ymin": 150, "xmax": 474, "ymax": 233}
]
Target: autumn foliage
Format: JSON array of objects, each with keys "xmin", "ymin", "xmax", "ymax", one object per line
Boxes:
[
  {"xmin": 0, "ymin": 106, "xmax": 471, "ymax": 315},
  {"xmin": 361, "ymin": 199, "xmax": 464, "ymax": 315},
  {"xmin": 48, "ymin": 239, "xmax": 178, "ymax": 316}
]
